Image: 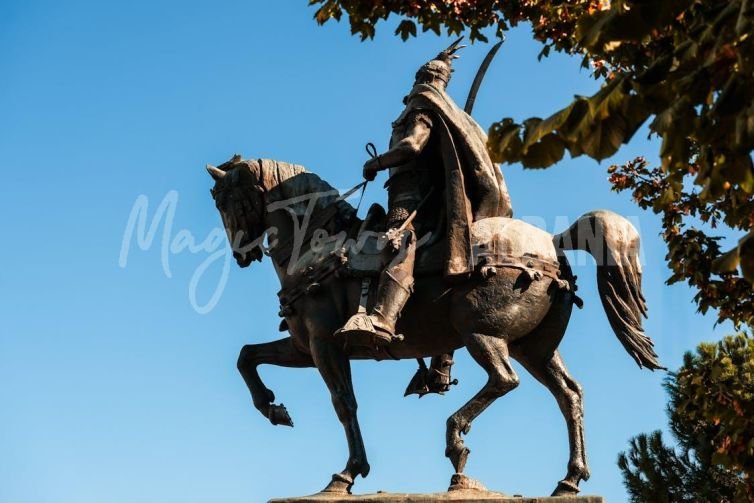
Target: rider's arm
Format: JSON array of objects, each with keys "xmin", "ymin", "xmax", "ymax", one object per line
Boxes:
[
  {"xmin": 364, "ymin": 113, "xmax": 432, "ymax": 177},
  {"xmin": 375, "ymin": 118, "xmax": 432, "ymax": 169}
]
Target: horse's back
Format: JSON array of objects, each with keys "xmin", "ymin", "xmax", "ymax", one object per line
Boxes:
[{"xmin": 472, "ymin": 217, "xmax": 557, "ymax": 265}]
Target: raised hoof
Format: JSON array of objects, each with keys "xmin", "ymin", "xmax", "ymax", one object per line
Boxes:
[
  {"xmin": 551, "ymin": 479, "xmax": 580, "ymax": 497},
  {"xmin": 448, "ymin": 473, "xmax": 487, "ymax": 492},
  {"xmin": 321, "ymin": 472, "xmax": 353, "ymax": 494},
  {"xmin": 268, "ymin": 403, "xmax": 293, "ymax": 427}
]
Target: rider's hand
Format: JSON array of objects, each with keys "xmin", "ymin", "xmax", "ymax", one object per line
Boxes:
[{"xmin": 363, "ymin": 158, "xmax": 380, "ymax": 181}]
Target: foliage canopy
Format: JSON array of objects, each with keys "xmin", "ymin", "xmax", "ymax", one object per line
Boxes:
[{"xmin": 309, "ymin": 0, "xmax": 754, "ymax": 328}]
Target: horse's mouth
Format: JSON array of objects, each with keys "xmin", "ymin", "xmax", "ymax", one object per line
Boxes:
[{"xmin": 234, "ymin": 250, "xmax": 253, "ymax": 268}]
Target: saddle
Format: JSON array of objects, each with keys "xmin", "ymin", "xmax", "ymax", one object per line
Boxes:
[{"xmin": 344, "ymin": 204, "xmax": 562, "ymax": 280}]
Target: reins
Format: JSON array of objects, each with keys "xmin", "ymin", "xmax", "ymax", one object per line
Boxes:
[{"xmin": 338, "ymin": 179, "xmax": 368, "ymax": 214}]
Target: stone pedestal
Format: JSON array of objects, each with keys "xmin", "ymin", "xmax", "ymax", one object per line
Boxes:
[{"xmin": 269, "ymin": 490, "xmax": 605, "ymax": 503}]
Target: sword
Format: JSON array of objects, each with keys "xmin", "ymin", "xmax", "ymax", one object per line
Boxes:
[{"xmin": 464, "ymin": 38, "xmax": 504, "ymax": 115}]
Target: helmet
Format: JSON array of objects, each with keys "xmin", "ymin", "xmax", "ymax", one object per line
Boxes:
[{"xmin": 415, "ymin": 37, "xmax": 466, "ymax": 86}]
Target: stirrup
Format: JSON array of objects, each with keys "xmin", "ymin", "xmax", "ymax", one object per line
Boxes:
[
  {"xmin": 404, "ymin": 365, "xmax": 459, "ymax": 397},
  {"xmin": 335, "ymin": 313, "xmax": 404, "ymax": 349}
]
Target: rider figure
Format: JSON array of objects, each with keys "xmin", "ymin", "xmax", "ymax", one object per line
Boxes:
[{"xmin": 340, "ymin": 39, "xmax": 513, "ymax": 352}]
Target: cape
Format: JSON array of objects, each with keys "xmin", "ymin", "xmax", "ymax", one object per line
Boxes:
[{"xmin": 401, "ymin": 83, "xmax": 513, "ymax": 278}]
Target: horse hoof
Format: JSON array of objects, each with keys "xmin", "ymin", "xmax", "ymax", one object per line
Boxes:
[
  {"xmin": 551, "ymin": 479, "xmax": 580, "ymax": 497},
  {"xmin": 445, "ymin": 445, "xmax": 470, "ymax": 473},
  {"xmin": 322, "ymin": 473, "xmax": 353, "ymax": 494},
  {"xmin": 347, "ymin": 458, "xmax": 370, "ymax": 478},
  {"xmin": 359, "ymin": 462, "xmax": 370, "ymax": 478},
  {"xmin": 268, "ymin": 403, "xmax": 293, "ymax": 427},
  {"xmin": 448, "ymin": 473, "xmax": 487, "ymax": 492}
]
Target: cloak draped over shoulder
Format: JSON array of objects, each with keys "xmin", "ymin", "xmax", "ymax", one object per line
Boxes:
[{"xmin": 401, "ymin": 83, "xmax": 513, "ymax": 278}]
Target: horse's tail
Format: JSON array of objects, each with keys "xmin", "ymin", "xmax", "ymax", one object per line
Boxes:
[{"xmin": 554, "ymin": 210, "xmax": 665, "ymax": 371}]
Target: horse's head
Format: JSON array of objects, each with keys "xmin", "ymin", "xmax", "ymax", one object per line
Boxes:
[{"xmin": 206, "ymin": 154, "xmax": 266, "ymax": 268}]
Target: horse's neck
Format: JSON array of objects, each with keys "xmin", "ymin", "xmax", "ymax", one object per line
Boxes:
[
  {"xmin": 265, "ymin": 208, "xmax": 298, "ymax": 278},
  {"xmin": 264, "ymin": 198, "xmax": 353, "ymax": 282},
  {"xmin": 253, "ymin": 164, "xmax": 358, "ymax": 282}
]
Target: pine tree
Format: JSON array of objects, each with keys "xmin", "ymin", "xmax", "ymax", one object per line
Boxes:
[{"xmin": 619, "ymin": 335, "xmax": 753, "ymax": 502}]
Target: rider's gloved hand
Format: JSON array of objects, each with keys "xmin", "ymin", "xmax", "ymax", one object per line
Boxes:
[{"xmin": 363, "ymin": 157, "xmax": 380, "ymax": 181}]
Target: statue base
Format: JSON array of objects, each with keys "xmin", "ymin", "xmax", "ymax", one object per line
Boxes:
[{"xmin": 269, "ymin": 490, "xmax": 605, "ymax": 503}]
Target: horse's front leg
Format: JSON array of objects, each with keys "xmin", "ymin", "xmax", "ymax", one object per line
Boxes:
[
  {"xmin": 237, "ymin": 337, "xmax": 313, "ymax": 426},
  {"xmin": 310, "ymin": 338, "xmax": 369, "ymax": 494}
]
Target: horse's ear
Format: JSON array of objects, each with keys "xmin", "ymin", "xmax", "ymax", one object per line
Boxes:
[
  {"xmin": 206, "ymin": 164, "xmax": 226, "ymax": 181},
  {"xmin": 232, "ymin": 153, "xmax": 242, "ymax": 163}
]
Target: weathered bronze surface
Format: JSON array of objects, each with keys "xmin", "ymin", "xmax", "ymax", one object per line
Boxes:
[{"xmin": 205, "ymin": 40, "xmax": 662, "ymax": 500}]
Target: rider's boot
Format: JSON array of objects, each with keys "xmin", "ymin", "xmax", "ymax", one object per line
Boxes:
[
  {"xmin": 338, "ymin": 230, "xmax": 415, "ymax": 347},
  {"xmin": 405, "ymin": 353, "xmax": 458, "ymax": 397},
  {"xmin": 368, "ymin": 266, "xmax": 413, "ymax": 342}
]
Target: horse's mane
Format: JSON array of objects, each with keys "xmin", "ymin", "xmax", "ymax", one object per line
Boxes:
[{"xmin": 223, "ymin": 157, "xmax": 356, "ymax": 223}]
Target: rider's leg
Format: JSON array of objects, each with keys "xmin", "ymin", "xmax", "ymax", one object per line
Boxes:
[
  {"xmin": 336, "ymin": 172, "xmax": 422, "ymax": 346},
  {"xmin": 368, "ymin": 227, "xmax": 416, "ymax": 338},
  {"xmin": 336, "ymin": 226, "xmax": 416, "ymax": 346}
]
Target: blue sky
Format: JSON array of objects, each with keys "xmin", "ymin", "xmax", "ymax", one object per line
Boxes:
[{"xmin": 0, "ymin": 2, "xmax": 736, "ymax": 502}]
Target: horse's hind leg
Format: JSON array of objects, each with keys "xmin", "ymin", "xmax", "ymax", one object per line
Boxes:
[
  {"xmin": 446, "ymin": 333, "xmax": 519, "ymax": 490},
  {"xmin": 237, "ymin": 337, "xmax": 314, "ymax": 426},
  {"xmin": 515, "ymin": 349, "xmax": 589, "ymax": 496}
]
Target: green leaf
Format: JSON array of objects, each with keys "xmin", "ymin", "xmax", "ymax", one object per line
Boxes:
[
  {"xmin": 555, "ymin": 98, "xmax": 591, "ymax": 145},
  {"xmin": 394, "ymin": 19, "xmax": 417, "ymax": 40},
  {"xmin": 580, "ymin": 113, "xmax": 629, "ymax": 160},
  {"xmin": 521, "ymin": 133, "xmax": 566, "ymax": 168},
  {"xmin": 523, "ymin": 105, "xmax": 577, "ymax": 149},
  {"xmin": 488, "ymin": 118, "xmax": 523, "ymax": 163}
]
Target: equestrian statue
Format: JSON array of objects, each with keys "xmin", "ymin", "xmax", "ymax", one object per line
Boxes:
[{"xmin": 204, "ymin": 39, "xmax": 664, "ymax": 498}]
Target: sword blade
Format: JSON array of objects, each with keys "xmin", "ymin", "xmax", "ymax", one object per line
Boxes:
[{"xmin": 464, "ymin": 39, "xmax": 504, "ymax": 115}]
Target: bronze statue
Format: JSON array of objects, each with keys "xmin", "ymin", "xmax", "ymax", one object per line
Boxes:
[{"xmin": 205, "ymin": 41, "xmax": 663, "ymax": 498}]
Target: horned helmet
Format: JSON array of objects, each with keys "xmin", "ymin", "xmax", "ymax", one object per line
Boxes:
[{"xmin": 414, "ymin": 37, "xmax": 466, "ymax": 87}]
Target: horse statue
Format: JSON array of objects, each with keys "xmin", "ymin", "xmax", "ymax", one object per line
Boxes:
[{"xmin": 205, "ymin": 155, "xmax": 663, "ymax": 497}]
